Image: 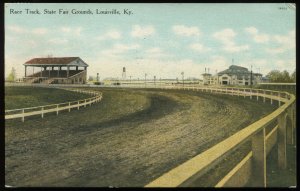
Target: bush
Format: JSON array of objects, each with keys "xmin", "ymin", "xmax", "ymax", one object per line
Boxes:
[{"xmin": 94, "ymin": 82, "xmax": 103, "ymax": 85}]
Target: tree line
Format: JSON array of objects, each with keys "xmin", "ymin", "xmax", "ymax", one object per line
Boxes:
[{"xmin": 266, "ymin": 70, "xmax": 296, "ymax": 83}]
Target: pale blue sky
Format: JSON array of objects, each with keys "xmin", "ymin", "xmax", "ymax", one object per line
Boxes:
[{"xmin": 5, "ymin": 3, "xmax": 296, "ymax": 79}]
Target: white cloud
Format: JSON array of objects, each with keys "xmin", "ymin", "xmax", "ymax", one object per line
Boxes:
[
  {"xmin": 96, "ymin": 30, "xmax": 121, "ymax": 41},
  {"xmin": 204, "ymin": 56, "xmax": 229, "ymax": 74},
  {"xmin": 245, "ymin": 27, "xmax": 258, "ymax": 35},
  {"xmin": 7, "ymin": 25, "xmax": 48, "ymax": 36},
  {"xmin": 32, "ymin": 28, "xmax": 48, "ymax": 35},
  {"xmin": 272, "ymin": 59, "xmax": 296, "ymax": 73},
  {"xmin": 146, "ymin": 47, "xmax": 162, "ymax": 54},
  {"xmin": 60, "ymin": 26, "xmax": 82, "ymax": 36},
  {"xmin": 143, "ymin": 47, "xmax": 173, "ymax": 59},
  {"xmin": 266, "ymin": 29, "xmax": 295, "ymax": 54},
  {"xmin": 131, "ymin": 25, "xmax": 155, "ymax": 38},
  {"xmin": 245, "ymin": 26, "xmax": 269, "ymax": 43},
  {"xmin": 189, "ymin": 43, "xmax": 211, "ymax": 53},
  {"xmin": 213, "ymin": 28, "xmax": 236, "ymax": 41},
  {"xmin": 253, "ymin": 34, "xmax": 269, "ymax": 43},
  {"xmin": 61, "ymin": 27, "xmax": 71, "ymax": 33},
  {"xmin": 48, "ymin": 38, "xmax": 68, "ymax": 45},
  {"xmin": 213, "ymin": 28, "xmax": 249, "ymax": 52},
  {"xmin": 101, "ymin": 43, "xmax": 140, "ymax": 57},
  {"xmin": 172, "ymin": 25, "xmax": 201, "ymax": 37},
  {"xmin": 224, "ymin": 44, "xmax": 249, "ymax": 52},
  {"xmin": 6, "ymin": 25, "xmax": 26, "ymax": 33}
]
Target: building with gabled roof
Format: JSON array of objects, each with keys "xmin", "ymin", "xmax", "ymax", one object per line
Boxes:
[
  {"xmin": 23, "ymin": 57, "xmax": 88, "ymax": 84},
  {"xmin": 202, "ymin": 65, "xmax": 262, "ymax": 86}
]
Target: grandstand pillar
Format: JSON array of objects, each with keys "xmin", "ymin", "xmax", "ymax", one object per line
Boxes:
[
  {"xmin": 40, "ymin": 66, "xmax": 42, "ymax": 77},
  {"xmin": 25, "ymin": 66, "xmax": 27, "ymax": 77},
  {"xmin": 76, "ymin": 66, "xmax": 78, "ymax": 71},
  {"xmin": 67, "ymin": 66, "xmax": 69, "ymax": 78},
  {"xmin": 48, "ymin": 67, "xmax": 50, "ymax": 77}
]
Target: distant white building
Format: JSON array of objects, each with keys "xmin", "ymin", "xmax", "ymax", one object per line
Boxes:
[{"xmin": 202, "ymin": 65, "xmax": 262, "ymax": 86}]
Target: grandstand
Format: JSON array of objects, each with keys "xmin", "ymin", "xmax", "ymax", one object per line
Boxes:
[{"xmin": 23, "ymin": 57, "xmax": 88, "ymax": 84}]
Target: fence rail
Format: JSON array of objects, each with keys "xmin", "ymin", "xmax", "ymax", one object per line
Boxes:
[
  {"xmin": 5, "ymin": 87, "xmax": 102, "ymax": 122},
  {"xmin": 5, "ymin": 83, "xmax": 296, "ymax": 187},
  {"xmin": 142, "ymin": 85, "xmax": 296, "ymax": 187}
]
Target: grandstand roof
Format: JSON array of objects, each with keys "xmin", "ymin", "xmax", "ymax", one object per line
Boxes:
[{"xmin": 24, "ymin": 57, "xmax": 88, "ymax": 66}]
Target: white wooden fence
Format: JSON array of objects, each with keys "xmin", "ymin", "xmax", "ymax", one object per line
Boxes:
[
  {"xmin": 5, "ymin": 83, "xmax": 296, "ymax": 186},
  {"xmin": 5, "ymin": 87, "xmax": 102, "ymax": 122},
  {"xmin": 142, "ymin": 85, "xmax": 296, "ymax": 187}
]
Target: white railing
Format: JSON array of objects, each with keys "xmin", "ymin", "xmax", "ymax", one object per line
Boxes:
[
  {"xmin": 5, "ymin": 87, "xmax": 102, "ymax": 122},
  {"xmin": 142, "ymin": 85, "xmax": 295, "ymax": 187},
  {"xmin": 4, "ymin": 83, "xmax": 296, "ymax": 186}
]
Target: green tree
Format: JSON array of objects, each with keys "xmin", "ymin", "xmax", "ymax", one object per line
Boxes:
[
  {"xmin": 291, "ymin": 70, "xmax": 296, "ymax": 82},
  {"xmin": 266, "ymin": 70, "xmax": 281, "ymax": 82},
  {"xmin": 281, "ymin": 70, "xmax": 291, "ymax": 83},
  {"xmin": 6, "ymin": 67, "xmax": 16, "ymax": 82},
  {"xmin": 266, "ymin": 70, "xmax": 293, "ymax": 83}
]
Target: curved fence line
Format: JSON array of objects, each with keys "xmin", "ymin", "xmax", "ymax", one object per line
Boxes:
[
  {"xmin": 143, "ymin": 85, "xmax": 296, "ymax": 187},
  {"xmin": 4, "ymin": 83, "xmax": 296, "ymax": 186},
  {"xmin": 5, "ymin": 87, "xmax": 102, "ymax": 122}
]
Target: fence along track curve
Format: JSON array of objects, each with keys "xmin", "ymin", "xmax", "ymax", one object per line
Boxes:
[
  {"xmin": 5, "ymin": 87, "xmax": 102, "ymax": 122},
  {"xmin": 4, "ymin": 83, "xmax": 296, "ymax": 187},
  {"xmin": 142, "ymin": 85, "xmax": 295, "ymax": 187}
]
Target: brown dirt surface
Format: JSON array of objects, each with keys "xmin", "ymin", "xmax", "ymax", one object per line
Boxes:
[{"xmin": 5, "ymin": 87, "xmax": 277, "ymax": 187}]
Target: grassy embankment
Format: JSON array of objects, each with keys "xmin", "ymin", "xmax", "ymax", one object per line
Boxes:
[{"xmin": 5, "ymin": 86, "xmax": 91, "ymax": 110}]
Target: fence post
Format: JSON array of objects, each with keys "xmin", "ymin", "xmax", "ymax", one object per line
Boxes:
[
  {"xmin": 251, "ymin": 128, "xmax": 266, "ymax": 187},
  {"xmin": 41, "ymin": 107, "xmax": 44, "ymax": 118},
  {"xmin": 250, "ymin": 89, "xmax": 252, "ymax": 99},
  {"xmin": 257, "ymin": 90, "xmax": 259, "ymax": 101},
  {"xmin": 271, "ymin": 92, "xmax": 273, "ymax": 105},
  {"xmin": 69, "ymin": 102, "xmax": 71, "ymax": 112},
  {"xmin": 263, "ymin": 90, "xmax": 266, "ymax": 103},
  {"xmin": 22, "ymin": 109, "xmax": 25, "ymax": 122},
  {"xmin": 244, "ymin": 89, "xmax": 246, "ymax": 98},
  {"xmin": 278, "ymin": 112, "xmax": 287, "ymax": 170},
  {"xmin": 78, "ymin": 101, "xmax": 80, "ymax": 110},
  {"xmin": 287, "ymin": 107, "xmax": 294, "ymax": 145},
  {"xmin": 56, "ymin": 104, "xmax": 59, "ymax": 115}
]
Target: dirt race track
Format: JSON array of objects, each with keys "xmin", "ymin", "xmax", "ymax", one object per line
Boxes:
[{"xmin": 5, "ymin": 87, "xmax": 277, "ymax": 187}]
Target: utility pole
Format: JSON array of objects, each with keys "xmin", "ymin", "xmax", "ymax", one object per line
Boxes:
[
  {"xmin": 250, "ymin": 65, "xmax": 253, "ymax": 88},
  {"xmin": 154, "ymin": 75, "xmax": 156, "ymax": 87},
  {"xmin": 181, "ymin": 72, "xmax": 184, "ymax": 87},
  {"xmin": 96, "ymin": 73, "xmax": 99, "ymax": 82}
]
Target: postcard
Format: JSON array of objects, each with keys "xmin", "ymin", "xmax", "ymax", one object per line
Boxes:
[{"xmin": 5, "ymin": 3, "xmax": 296, "ymax": 187}]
